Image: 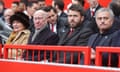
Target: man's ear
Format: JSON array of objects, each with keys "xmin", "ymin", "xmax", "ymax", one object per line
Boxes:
[
  {"xmin": 55, "ymin": 5, "xmax": 58, "ymax": 9},
  {"xmin": 81, "ymin": 16, "xmax": 84, "ymax": 22}
]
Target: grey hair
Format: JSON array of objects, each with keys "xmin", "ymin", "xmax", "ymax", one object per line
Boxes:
[
  {"xmin": 33, "ymin": 9, "xmax": 49, "ymax": 18},
  {"xmin": 95, "ymin": 8, "xmax": 114, "ymax": 19}
]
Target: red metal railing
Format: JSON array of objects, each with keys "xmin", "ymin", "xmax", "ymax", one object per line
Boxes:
[
  {"xmin": 95, "ymin": 46, "xmax": 120, "ymax": 67},
  {"xmin": 3, "ymin": 44, "xmax": 91, "ymax": 65},
  {"xmin": 0, "ymin": 44, "xmax": 2, "ymax": 58},
  {"xmin": 1, "ymin": 45, "xmax": 120, "ymax": 71}
]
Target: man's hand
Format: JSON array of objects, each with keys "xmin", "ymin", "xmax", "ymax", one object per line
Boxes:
[{"xmin": 91, "ymin": 48, "xmax": 96, "ymax": 59}]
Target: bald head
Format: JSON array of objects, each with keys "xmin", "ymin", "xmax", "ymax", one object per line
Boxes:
[
  {"xmin": 33, "ymin": 9, "xmax": 48, "ymax": 19},
  {"xmin": 4, "ymin": 8, "xmax": 14, "ymax": 16},
  {"xmin": 33, "ymin": 9, "xmax": 49, "ymax": 30}
]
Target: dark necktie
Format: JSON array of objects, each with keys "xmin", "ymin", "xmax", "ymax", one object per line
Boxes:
[
  {"xmin": 68, "ymin": 28, "xmax": 74, "ymax": 36},
  {"xmin": 51, "ymin": 24, "xmax": 54, "ymax": 32},
  {"xmin": 91, "ymin": 9, "xmax": 95, "ymax": 17}
]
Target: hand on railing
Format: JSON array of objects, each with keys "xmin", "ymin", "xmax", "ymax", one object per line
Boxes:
[{"xmin": 91, "ymin": 48, "xmax": 95, "ymax": 60}]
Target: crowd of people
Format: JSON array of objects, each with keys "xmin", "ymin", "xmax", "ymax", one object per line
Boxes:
[{"xmin": 0, "ymin": 0, "xmax": 120, "ymax": 67}]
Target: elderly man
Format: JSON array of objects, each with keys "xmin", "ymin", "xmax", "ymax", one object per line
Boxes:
[
  {"xmin": 88, "ymin": 8, "xmax": 119, "ymax": 67},
  {"xmin": 23, "ymin": 7, "xmax": 59, "ymax": 61}
]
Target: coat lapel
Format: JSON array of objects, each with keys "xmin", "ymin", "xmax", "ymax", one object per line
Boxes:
[
  {"xmin": 58, "ymin": 29, "xmax": 69, "ymax": 45},
  {"xmin": 28, "ymin": 32, "xmax": 34, "ymax": 44},
  {"xmin": 12, "ymin": 31, "xmax": 24, "ymax": 44},
  {"xmin": 32, "ymin": 27, "xmax": 50, "ymax": 44},
  {"xmin": 63, "ymin": 27, "xmax": 82, "ymax": 43}
]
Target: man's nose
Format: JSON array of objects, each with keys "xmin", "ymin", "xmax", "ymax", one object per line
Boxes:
[{"xmin": 101, "ymin": 18, "xmax": 105, "ymax": 22}]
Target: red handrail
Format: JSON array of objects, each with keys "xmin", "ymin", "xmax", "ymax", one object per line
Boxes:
[
  {"xmin": 95, "ymin": 46, "xmax": 120, "ymax": 67},
  {"xmin": 3, "ymin": 44, "xmax": 91, "ymax": 65},
  {"xmin": 0, "ymin": 44, "xmax": 2, "ymax": 58}
]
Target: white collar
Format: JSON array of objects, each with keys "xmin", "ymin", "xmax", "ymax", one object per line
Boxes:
[
  {"xmin": 58, "ymin": 11, "xmax": 62, "ymax": 16},
  {"xmin": 90, "ymin": 4, "xmax": 99, "ymax": 11}
]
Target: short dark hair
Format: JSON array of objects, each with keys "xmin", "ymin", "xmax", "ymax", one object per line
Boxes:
[
  {"xmin": 27, "ymin": 1, "xmax": 38, "ymax": 7},
  {"xmin": 38, "ymin": 0, "xmax": 45, "ymax": 1},
  {"xmin": 47, "ymin": 5, "xmax": 57, "ymax": 13},
  {"xmin": 39, "ymin": 6, "xmax": 51, "ymax": 12},
  {"xmin": 54, "ymin": 0, "xmax": 64, "ymax": 11},
  {"xmin": 39, "ymin": 5, "xmax": 57, "ymax": 13},
  {"xmin": 77, "ymin": 0, "xmax": 85, "ymax": 6},
  {"xmin": 109, "ymin": 2, "xmax": 120, "ymax": 16},
  {"xmin": 68, "ymin": 4, "xmax": 85, "ymax": 16},
  {"xmin": 20, "ymin": 0, "xmax": 28, "ymax": 6}
]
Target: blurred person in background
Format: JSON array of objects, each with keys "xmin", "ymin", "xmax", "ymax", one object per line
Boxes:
[
  {"xmin": 85, "ymin": 0, "xmax": 102, "ymax": 19},
  {"xmin": 52, "ymin": 0, "xmax": 67, "ymax": 18},
  {"xmin": 3, "ymin": 8, "xmax": 15, "ymax": 27},
  {"xmin": 0, "ymin": 1, "xmax": 5, "ymax": 17},
  {"xmin": 11, "ymin": 1, "xmax": 19, "ymax": 13},
  {"xmin": 24, "ymin": 1, "xmax": 39, "ymax": 32},
  {"xmin": 109, "ymin": 0, "xmax": 120, "ymax": 19},
  {"xmin": 67, "ymin": 0, "xmax": 85, "ymax": 9},
  {"xmin": 0, "ymin": 8, "xmax": 14, "ymax": 44},
  {"xmin": 108, "ymin": 0, "xmax": 120, "ymax": 31},
  {"xmin": 18, "ymin": 1, "xmax": 26, "ymax": 12},
  {"xmin": 85, "ymin": 0, "xmax": 102, "ymax": 33},
  {"xmin": 38, "ymin": 0, "xmax": 46, "ymax": 9}
]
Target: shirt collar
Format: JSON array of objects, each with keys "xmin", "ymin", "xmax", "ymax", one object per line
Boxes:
[
  {"xmin": 90, "ymin": 4, "xmax": 99, "ymax": 11},
  {"xmin": 58, "ymin": 11, "xmax": 62, "ymax": 16}
]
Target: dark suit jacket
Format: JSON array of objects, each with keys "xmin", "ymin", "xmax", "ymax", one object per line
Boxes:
[
  {"xmin": 23, "ymin": 27, "xmax": 59, "ymax": 61},
  {"xmin": 56, "ymin": 20, "xmax": 94, "ymax": 64},
  {"xmin": 28, "ymin": 17, "xmax": 35, "ymax": 32},
  {"xmin": 88, "ymin": 28, "xmax": 119, "ymax": 67},
  {"xmin": 59, "ymin": 12, "xmax": 67, "ymax": 18},
  {"xmin": 112, "ymin": 17, "xmax": 120, "ymax": 31},
  {"xmin": 48, "ymin": 15, "xmax": 68, "ymax": 38}
]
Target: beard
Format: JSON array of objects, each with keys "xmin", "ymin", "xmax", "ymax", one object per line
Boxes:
[{"xmin": 69, "ymin": 20, "xmax": 82, "ymax": 28}]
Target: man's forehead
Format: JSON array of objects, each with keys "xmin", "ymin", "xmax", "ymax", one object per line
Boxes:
[
  {"xmin": 68, "ymin": 10, "xmax": 80, "ymax": 15},
  {"xmin": 68, "ymin": 10, "xmax": 79, "ymax": 13},
  {"xmin": 96, "ymin": 11, "xmax": 110, "ymax": 17},
  {"xmin": 34, "ymin": 10, "xmax": 48, "ymax": 16}
]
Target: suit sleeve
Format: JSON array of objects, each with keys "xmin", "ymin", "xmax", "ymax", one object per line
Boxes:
[
  {"xmin": 76, "ymin": 28, "xmax": 94, "ymax": 46},
  {"xmin": 45, "ymin": 34, "xmax": 59, "ymax": 45}
]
